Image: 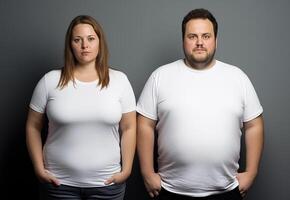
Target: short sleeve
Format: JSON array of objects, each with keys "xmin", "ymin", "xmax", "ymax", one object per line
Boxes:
[
  {"xmin": 29, "ymin": 75, "xmax": 48, "ymax": 113},
  {"xmin": 136, "ymin": 71, "xmax": 158, "ymax": 120},
  {"xmin": 242, "ymin": 73, "xmax": 263, "ymax": 122},
  {"xmin": 120, "ymin": 75, "xmax": 136, "ymax": 113}
]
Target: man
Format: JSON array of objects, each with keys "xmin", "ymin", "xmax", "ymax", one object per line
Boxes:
[{"xmin": 137, "ymin": 8, "xmax": 264, "ymax": 200}]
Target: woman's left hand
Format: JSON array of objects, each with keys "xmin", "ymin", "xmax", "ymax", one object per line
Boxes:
[{"xmin": 104, "ymin": 171, "xmax": 130, "ymax": 185}]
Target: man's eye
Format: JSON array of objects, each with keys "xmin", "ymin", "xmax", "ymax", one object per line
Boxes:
[
  {"xmin": 188, "ymin": 35, "xmax": 196, "ymax": 40},
  {"xmin": 203, "ymin": 35, "xmax": 210, "ymax": 39}
]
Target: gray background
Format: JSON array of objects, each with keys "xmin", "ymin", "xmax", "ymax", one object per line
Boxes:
[{"xmin": 0, "ymin": 0, "xmax": 289, "ymax": 199}]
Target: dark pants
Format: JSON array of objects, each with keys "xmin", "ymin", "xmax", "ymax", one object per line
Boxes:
[
  {"xmin": 39, "ymin": 182, "xmax": 126, "ymax": 200},
  {"xmin": 155, "ymin": 187, "xmax": 242, "ymax": 200}
]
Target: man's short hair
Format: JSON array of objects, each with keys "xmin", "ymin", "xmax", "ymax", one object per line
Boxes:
[{"xmin": 182, "ymin": 8, "xmax": 218, "ymax": 40}]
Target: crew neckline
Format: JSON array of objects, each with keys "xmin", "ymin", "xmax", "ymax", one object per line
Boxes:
[
  {"xmin": 181, "ymin": 59, "xmax": 219, "ymax": 74},
  {"xmin": 74, "ymin": 78, "xmax": 99, "ymax": 85}
]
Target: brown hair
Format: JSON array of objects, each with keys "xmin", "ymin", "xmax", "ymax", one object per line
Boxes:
[{"xmin": 58, "ymin": 15, "xmax": 109, "ymax": 89}]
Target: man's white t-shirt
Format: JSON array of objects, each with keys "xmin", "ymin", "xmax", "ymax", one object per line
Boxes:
[
  {"xmin": 30, "ymin": 69, "xmax": 136, "ymax": 187},
  {"xmin": 137, "ymin": 59, "xmax": 263, "ymax": 197}
]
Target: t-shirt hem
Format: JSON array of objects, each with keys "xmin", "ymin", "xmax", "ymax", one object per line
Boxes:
[
  {"xmin": 29, "ymin": 104, "xmax": 45, "ymax": 113},
  {"xmin": 122, "ymin": 107, "xmax": 136, "ymax": 114},
  {"xmin": 59, "ymin": 180, "xmax": 110, "ymax": 188},
  {"xmin": 136, "ymin": 107, "xmax": 157, "ymax": 120},
  {"xmin": 160, "ymin": 180, "xmax": 239, "ymax": 197},
  {"xmin": 243, "ymin": 107, "xmax": 263, "ymax": 122}
]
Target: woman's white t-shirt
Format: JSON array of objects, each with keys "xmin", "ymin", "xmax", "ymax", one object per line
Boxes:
[{"xmin": 30, "ymin": 69, "xmax": 136, "ymax": 187}]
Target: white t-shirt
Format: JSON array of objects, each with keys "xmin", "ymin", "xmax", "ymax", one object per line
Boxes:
[
  {"xmin": 137, "ymin": 59, "xmax": 263, "ymax": 197},
  {"xmin": 30, "ymin": 69, "xmax": 136, "ymax": 187}
]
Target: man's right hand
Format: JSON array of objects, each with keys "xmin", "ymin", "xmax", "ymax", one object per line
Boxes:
[{"xmin": 143, "ymin": 172, "xmax": 162, "ymax": 198}]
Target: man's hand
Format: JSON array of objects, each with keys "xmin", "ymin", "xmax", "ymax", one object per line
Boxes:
[
  {"xmin": 143, "ymin": 172, "xmax": 161, "ymax": 198},
  {"xmin": 237, "ymin": 171, "xmax": 256, "ymax": 198}
]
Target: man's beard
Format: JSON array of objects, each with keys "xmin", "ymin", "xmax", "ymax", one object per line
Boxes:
[{"xmin": 184, "ymin": 48, "xmax": 216, "ymax": 69}]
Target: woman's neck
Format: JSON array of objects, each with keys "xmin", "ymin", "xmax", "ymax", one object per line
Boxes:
[{"xmin": 74, "ymin": 62, "xmax": 99, "ymax": 82}]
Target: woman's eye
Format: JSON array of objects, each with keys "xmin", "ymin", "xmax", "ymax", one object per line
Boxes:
[{"xmin": 73, "ymin": 38, "xmax": 80, "ymax": 43}]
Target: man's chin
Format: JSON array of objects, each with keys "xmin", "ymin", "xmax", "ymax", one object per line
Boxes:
[{"xmin": 190, "ymin": 57, "xmax": 208, "ymax": 64}]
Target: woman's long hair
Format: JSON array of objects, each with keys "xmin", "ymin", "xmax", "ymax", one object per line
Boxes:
[{"xmin": 58, "ymin": 15, "xmax": 109, "ymax": 89}]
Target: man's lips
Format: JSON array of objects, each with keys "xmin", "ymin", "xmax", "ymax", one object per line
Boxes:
[{"xmin": 194, "ymin": 48, "xmax": 206, "ymax": 52}]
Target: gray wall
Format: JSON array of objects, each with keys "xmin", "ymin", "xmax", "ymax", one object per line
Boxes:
[{"xmin": 1, "ymin": 0, "xmax": 289, "ymax": 199}]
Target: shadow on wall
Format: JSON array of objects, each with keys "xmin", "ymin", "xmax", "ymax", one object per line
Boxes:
[{"xmin": 0, "ymin": 54, "xmax": 56, "ymax": 198}]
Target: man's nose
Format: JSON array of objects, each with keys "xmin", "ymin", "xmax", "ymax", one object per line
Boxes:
[{"xmin": 196, "ymin": 37, "xmax": 204, "ymax": 46}]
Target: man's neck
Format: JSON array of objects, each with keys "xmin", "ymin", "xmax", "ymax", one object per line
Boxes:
[{"xmin": 184, "ymin": 59, "xmax": 216, "ymax": 70}]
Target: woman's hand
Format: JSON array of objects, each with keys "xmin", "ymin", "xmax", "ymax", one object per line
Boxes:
[
  {"xmin": 104, "ymin": 171, "xmax": 130, "ymax": 185},
  {"xmin": 36, "ymin": 169, "xmax": 60, "ymax": 186}
]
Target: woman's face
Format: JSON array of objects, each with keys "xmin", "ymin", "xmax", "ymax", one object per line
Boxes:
[{"xmin": 71, "ymin": 23, "xmax": 99, "ymax": 65}]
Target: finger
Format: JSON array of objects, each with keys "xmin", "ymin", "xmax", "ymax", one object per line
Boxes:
[
  {"xmin": 104, "ymin": 177, "xmax": 115, "ymax": 185},
  {"xmin": 45, "ymin": 171, "xmax": 60, "ymax": 186},
  {"xmin": 240, "ymin": 190, "xmax": 247, "ymax": 198},
  {"xmin": 242, "ymin": 192, "xmax": 247, "ymax": 198},
  {"xmin": 153, "ymin": 190, "xmax": 159, "ymax": 196},
  {"xmin": 148, "ymin": 192, "xmax": 154, "ymax": 198},
  {"xmin": 50, "ymin": 178, "xmax": 60, "ymax": 186},
  {"xmin": 49, "ymin": 179, "xmax": 60, "ymax": 186}
]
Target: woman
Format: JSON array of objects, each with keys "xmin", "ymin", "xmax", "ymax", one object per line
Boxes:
[{"xmin": 26, "ymin": 15, "xmax": 136, "ymax": 200}]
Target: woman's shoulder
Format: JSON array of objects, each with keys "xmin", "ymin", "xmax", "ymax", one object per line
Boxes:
[
  {"xmin": 41, "ymin": 68, "xmax": 62, "ymax": 85},
  {"xmin": 44, "ymin": 69, "xmax": 61, "ymax": 78},
  {"xmin": 109, "ymin": 68, "xmax": 128, "ymax": 80}
]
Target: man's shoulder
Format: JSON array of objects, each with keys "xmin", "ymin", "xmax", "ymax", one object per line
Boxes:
[
  {"xmin": 216, "ymin": 60, "xmax": 246, "ymax": 75},
  {"xmin": 152, "ymin": 59, "xmax": 183, "ymax": 76}
]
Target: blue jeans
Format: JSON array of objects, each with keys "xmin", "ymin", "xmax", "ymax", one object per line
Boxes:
[{"xmin": 39, "ymin": 182, "xmax": 126, "ymax": 200}]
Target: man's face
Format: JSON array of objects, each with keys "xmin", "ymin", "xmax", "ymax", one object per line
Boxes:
[{"xmin": 183, "ymin": 19, "xmax": 217, "ymax": 69}]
